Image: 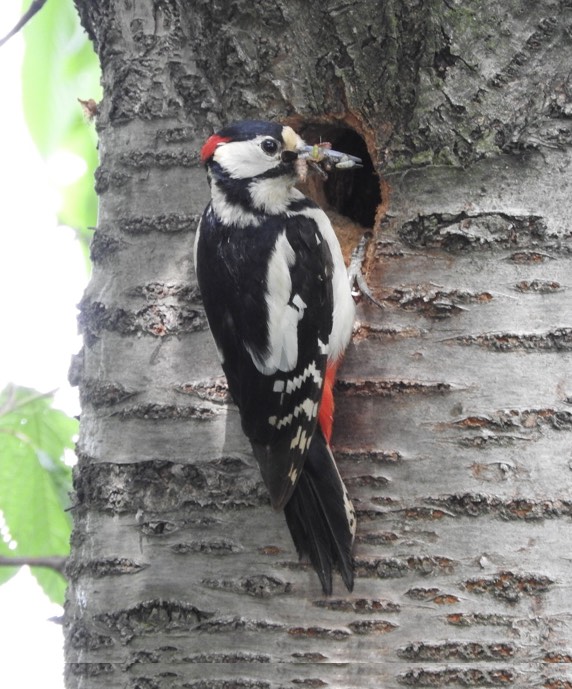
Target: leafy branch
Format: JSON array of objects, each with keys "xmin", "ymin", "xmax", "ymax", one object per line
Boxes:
[{"xmin": 0, "ymin": 385, "xmax": 77, "ymax": 604}]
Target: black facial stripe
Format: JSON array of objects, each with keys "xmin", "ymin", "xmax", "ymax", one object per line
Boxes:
[
  {"xmin": 210, "ymin": 160, "xmax": 298, "ymax": 215},
  {"xmin": 211, "ymin": 163, "xmax": 264, "ymax": 216},
  {"xmin": 255, "ymin": 162, "xmax": 297, "ymax": 180}
]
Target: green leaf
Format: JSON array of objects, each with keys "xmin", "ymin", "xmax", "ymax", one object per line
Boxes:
[
  {"xmin": 21, "ymin": 0, "xmax": 101, "ymax": 250},
  {"xmin": 0, "ymin": 386, "xmax": 77, "ymax": 604}
]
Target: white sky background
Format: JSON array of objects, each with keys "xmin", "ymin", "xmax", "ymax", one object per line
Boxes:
[{"xmin": 0, "ymin": 5, "xmax": 89, "ymax": 686}]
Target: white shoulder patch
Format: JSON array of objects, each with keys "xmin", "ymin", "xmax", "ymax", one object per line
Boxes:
[{"xmin": 247, "ymin": 233, "xmax": 305, "ymax": 375}]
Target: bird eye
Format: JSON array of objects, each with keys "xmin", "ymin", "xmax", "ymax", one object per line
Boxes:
[{"xmin": 261, "ymin": 138, "xmax": 279, "ymax": 155}]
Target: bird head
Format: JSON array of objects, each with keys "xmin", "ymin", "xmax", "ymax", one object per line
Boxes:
[{"xmin": 200, "ymin": 120, "xmax": 304, "ymax": 182}]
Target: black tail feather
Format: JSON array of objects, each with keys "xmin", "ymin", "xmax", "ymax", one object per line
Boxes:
[{"xmin": 283, "ymin": 430, "xmax": 355, "ymax": 595}]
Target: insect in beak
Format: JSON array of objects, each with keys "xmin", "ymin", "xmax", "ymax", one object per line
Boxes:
[
  {"xmin": 299, "ymin": 143, "xmax": 363, "ymax": 170},
  {"xmin": 294, "ymin": 143, "xmax": 363, "ymax": 182}
]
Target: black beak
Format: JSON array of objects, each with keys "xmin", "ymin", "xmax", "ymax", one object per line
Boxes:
[{"xmin": 281, "ymin": 150, "xmax": 298, "ymax": 163}]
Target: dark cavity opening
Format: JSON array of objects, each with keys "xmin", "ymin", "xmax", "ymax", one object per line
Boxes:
[{"xmin": 298, "ymin": 123, "xmax": 381, "ymax": 228}]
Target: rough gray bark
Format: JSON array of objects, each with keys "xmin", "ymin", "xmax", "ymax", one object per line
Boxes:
[{"xmin": 67, "ymin": 1, "xmax": 572, "ymax": 687}]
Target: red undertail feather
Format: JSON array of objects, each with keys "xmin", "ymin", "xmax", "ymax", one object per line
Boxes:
[
  {"xmin": 200, "ymin": 135, "xmax": 231, "ymax": 163},
  {"xmin": 318, "ymin": 361, "xmax": 340, "ymax": 444}
]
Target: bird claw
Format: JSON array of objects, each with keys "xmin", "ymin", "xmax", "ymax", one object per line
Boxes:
[{"xmin": 348, "ymin": 232, "xmax": 385, "ymax": 309}]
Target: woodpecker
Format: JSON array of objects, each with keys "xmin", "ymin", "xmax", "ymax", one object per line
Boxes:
[{"xmin": 194, "ymin": 120, "xmax": 357, "ymax": 594}]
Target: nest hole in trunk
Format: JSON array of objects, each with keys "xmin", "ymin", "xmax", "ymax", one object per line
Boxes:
[{"xmin": 297, "ymin": 122, "xmax": 381, "ymax": 229}]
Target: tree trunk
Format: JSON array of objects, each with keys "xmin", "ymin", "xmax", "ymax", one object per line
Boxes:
[{"xmin": 67, "ymin": 1, "xmax": 572, "ymax": 687}]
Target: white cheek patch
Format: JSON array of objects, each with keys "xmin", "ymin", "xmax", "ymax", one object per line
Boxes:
[{"xmin": 214, "ymin": 138, "xmax": 279, "ymax": 179}]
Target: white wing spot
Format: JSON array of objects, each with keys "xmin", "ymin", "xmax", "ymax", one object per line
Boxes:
[
  {"xmin": 290, "ymin": 426, "xmax": 303, "ymax": 450},
  {"xmin": 289, "ymin": 426, "xmax": 311, "ymax": 452},
  {"xmin": 284, "ymin": 361, "xmax": 323, "ymax": 394},
  {"xmin": 274, "ymin": 413, "xmax": 293, "ymax": 430},
  {"xmin": 270, "ymin": 396, "xmax": 318, "ymax": 431},
  {"xmin": 299, "ymin": 397, "xmax": 317, "ymax": 420},
  {"xmin": 288, "ymin": 465, "xmax": 299, "ymax": 484},
  {"xmin": 299, "ymin": 429, "xmax": 309, "ymax": 453}
]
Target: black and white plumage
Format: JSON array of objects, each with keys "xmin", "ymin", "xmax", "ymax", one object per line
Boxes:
[{"xmin": 194, "ymin": 120, "xmax": 356, "ymax": 594}]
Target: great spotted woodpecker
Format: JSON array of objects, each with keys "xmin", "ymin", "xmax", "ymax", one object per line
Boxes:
[{"xmin": 194, "ymin": 120, "xmax": 357, "ymax": 594}]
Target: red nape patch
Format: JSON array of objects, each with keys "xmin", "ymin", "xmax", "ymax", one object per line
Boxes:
[
  {"xmin": 318, "ymin": 361, "xmax": 340, "ymax": 444},
  {"xmin": 200, "ymin": 135, "xmax": 231, "ymax": 163}
]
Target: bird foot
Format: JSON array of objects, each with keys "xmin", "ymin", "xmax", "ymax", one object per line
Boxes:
[{"xmin": 347, "ymin": 232, "xmax": 385, "ymax": 309}]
